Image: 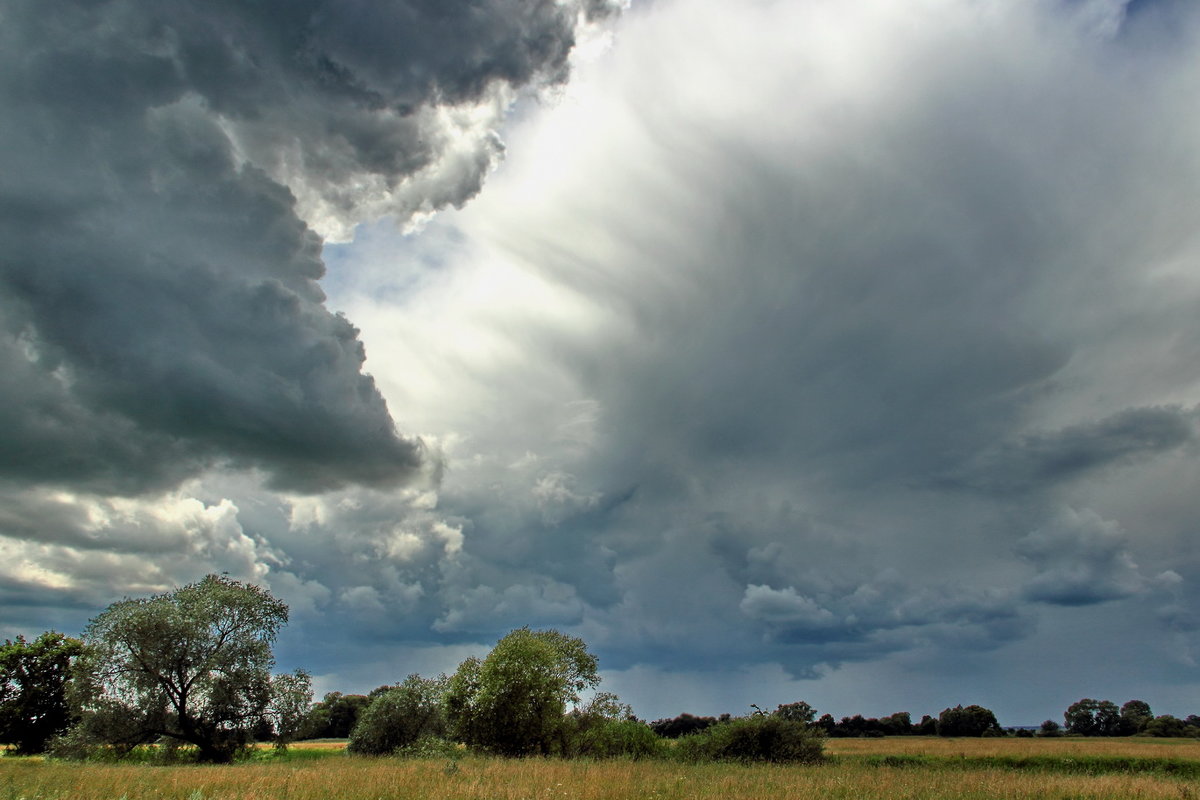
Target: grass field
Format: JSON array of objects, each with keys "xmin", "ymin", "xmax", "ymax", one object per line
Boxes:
[{"xmin": 4, "ymin": 737, "xmax": 1199, "ymax": 800}]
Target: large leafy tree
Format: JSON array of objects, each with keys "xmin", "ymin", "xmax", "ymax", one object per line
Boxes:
[
  {"xmin": 65, "ymin": 575, "xmax": 310, "ymax": 762},
  {"xmin": 1064, "ymin": 698, "xmax": 1122, "ymax": 736},
  {"xmin": 0, "ymin": 631, "xmax": 83, "ymax": 754},
  {"xmin": 445, "ymin": 627, "xmax": 600, "ymax": 756},
  {"xmin": 935, "ymin": 704, "xmax": 1002, "ymax": 737},
  {"xmin": 1119, "ymin": 700, "xmax": 1153, "ymax": 734}
]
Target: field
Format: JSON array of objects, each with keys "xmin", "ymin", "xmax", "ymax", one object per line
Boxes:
[{"xmin": 4, "ymin": 738, "xmax": 1200, "ymax": 800}]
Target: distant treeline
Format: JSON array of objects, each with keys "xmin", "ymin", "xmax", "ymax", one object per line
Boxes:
[
  {"xmin": 3, "ymin": 577, "xmax": 1198, "ymax": 765},
  {"xmin": 300, "ymin": 693, "xmax": 1200, "ymax": 745}
]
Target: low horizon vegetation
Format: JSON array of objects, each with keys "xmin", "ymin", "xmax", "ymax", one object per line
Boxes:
[{"xmin": 3, "ymin": 576, "xmax": 1198, "ymax": 772}]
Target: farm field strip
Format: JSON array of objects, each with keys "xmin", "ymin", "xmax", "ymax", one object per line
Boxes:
[
  {"xmin": 5, "ymin": 739, "xmax": 1200, "ymax": 800},
  {"xmin": 3, "ymin": 756, "xmax": 1199, "ymax": 800},
  {"xmin": 824, "ymin": 736, "xmax": 1200, "ymax": 760}
]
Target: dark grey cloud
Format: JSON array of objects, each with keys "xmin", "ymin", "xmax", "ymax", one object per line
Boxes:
[
  {"xmin": 0, "ymin": 0, "xmax": 616, "ymax": 494},
  {"xmin": 375, "ymin": 0, "xmax": 1200, "ymax": 685},
  {"xmin": 6, "ymin": 0, "xmax": 1200, "ymax": 724},
  {"xmin": 941, "ymin": 407, "xmax": 1197, "ymax": 495},
  {"xmin": 1016, "ymin": 506, "xmax": 1147, "ymax": 606}
]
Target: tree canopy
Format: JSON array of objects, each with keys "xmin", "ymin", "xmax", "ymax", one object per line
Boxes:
[
  {"xmin": 62, "ymin": 574, "xmax": 310, "ymax": 763},
  {"xmin": 445, "ymin": 627, "xmax": 600, "ymax": 756},
  {"xmin": 301, "ymin": 692, "xmax": 371, "ymax": 740},
  {"xmin": 1064, "ymin": 698, "xmax": 1122, "ymax": 736},
  {"xmin": 935, "ymin": 705, "xmax": 1002, "ymax": 737},
  {"xmin": 347, "ymin": 674, "xmax": 449, "ymax": 755}
]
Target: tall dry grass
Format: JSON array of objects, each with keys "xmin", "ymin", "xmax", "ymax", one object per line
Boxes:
[
  {"xmin": 826, "ymin": 735, "xmax": 1200, "ymax": 760},
  {"xmin": 3, "ymin": 751, "xmax": 1199, "ymax": 800}
]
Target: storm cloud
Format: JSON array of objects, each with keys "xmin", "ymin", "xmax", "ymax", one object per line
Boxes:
[
  {"xmin": 0, "ymin": 0, "xmax": 617, "ymax": 493},
  {"xmin": 5, "ymin": 0, "xmax": 1200, "ymax": 725}
]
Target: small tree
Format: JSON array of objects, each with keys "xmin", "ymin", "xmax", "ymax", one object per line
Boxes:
[
  {"xmin": 264, "ymin": 670, "xmax": 314, "ymax": 751},
  {"xmin": 347, "ymin": 674, "xmax": 449, "ymax": 755},
  {"xmin": 0, "ymin": 632, "xmax": 83, "ymax": 754},
  {"xmin": 1038, "ymin": 719, "xmax": 1062, "ymax": 737},
  {"xmin": 63, "ymin": 575, "xmax": 308, "ymax": 763},
  {"xmin": 445, "ymin": 627, "xmax": 599, "ymax": 756}
]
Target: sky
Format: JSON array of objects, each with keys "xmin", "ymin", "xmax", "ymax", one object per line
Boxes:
[{"xmin": 2, "ymin": 0, "xmax": 1200, "ymax": 727}]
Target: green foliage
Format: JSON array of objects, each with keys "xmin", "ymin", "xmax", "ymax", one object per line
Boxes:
[
  {"xmin": 1120, "ymin": 700, "xmax": 1153, "ymax": 734},
  {"xmin": 555, "ymin": 693, "xmax": 661, "ymax": 759},
  {"xmin": 821, "ymin": 711, "xmax": 917, "ymax": 737},
  {"xmin": 1141, "ymin": 715, "xmax": 1197, "ymax": 738},
  {"xmin": 674, "ymin": 715, "xmax": 825, "ymax": 763},
  {"xmin": 1037, "ymin": 719, "xmax": 1062, "ymax": 737},
  {"xmin": 773, "ymin": 701, "xmax": 817, "ymax": 724},
  {"xmin": 59, "ymin": 574, "xmax": 308, "ymax": 763},
  {"xmin": 0, "ymin": 631, "xmax": 83, "ymax": 754},
  {"xmin": 265, "ymin": 670, "xmax": 314, "ymax": 750},
  {"xmin": 649, "ymin": 712, "xmax": 722, "ymax": 738},
  {"xmin": 301, "ymin": 692, "xmax": 371, "ymax": 739},
  {"xmin": 935, "ymin": 705, "xmax": 1001, "ymax": 737},
  {"xmin": 1064, "ymin": 699, "xmax": 1122, "ymax": 736},
  {"xmin": 445, "ymin": 627, "xmax": 600, "ymax": 757},
  {"xmin": 571, "ymin": 718, "xmax": 664, "ymax": 759},
  {"xmin": 346, "ymin": 674, "xmax": 449, "ymax": 756}
]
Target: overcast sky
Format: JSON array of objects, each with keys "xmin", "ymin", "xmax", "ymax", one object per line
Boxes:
[{"xmin": 3, "ymin": 0, "xmax": 1200, "ymax": 726}]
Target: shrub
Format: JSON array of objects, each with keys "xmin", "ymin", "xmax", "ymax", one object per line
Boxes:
[
  {"xmin": 1142, "ymin": 715, "xmax": 1196, "ymax": 738},
  {"xmin": 674, "ymin": 715, "xmax": 824, "ymax": 764},
  {"xmin": 572, "ymin": 718, "xmax": 665, "ymax": 760},
  {"xmin": 347, "ymin": 675, "xmax": 448, "ymax": 756}
]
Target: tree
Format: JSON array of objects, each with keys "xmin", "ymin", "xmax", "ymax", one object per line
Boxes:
[
  {"xmin": 347, "ymin": 674, "xmax": 449, "ymax": 755},
  {"xmin": 1120, "ymin": 700, "xmax": 1153, "ymax": 734},
  {"xmin": 445, "ymin": 627, "xmax": 600, "ymax": 756},
  {"xmin": 1064, "ymin": 698, "xmax": 1121, "ymax": 736},
  {"xmin": 1038, "ymin": 719, "xmax": 1062, "ymax": 737},
  {"xmin": 264, "ymin": 669, "xmax": 314, "ymax": 751},
  {"xmin": 935, "ymin": 705, "xmax": 1001, "ymax": 737},
  {"xmin": 0, "ymin": 632, "xmax": 83, "ymax": 754},
  {"xmin": 63, "ymin": 575, "xmax": 309, "ymax": 763},
  {"xmin": 301, "ymin": 692, "xmax": 370, "ymax": 739},
  {"xmin": 773, "ymin": 701, "xmax": 818, "ymax": 724},
  {"xmin": 881, "ymin": 712, "xmax": 913, "ymax": 735}
]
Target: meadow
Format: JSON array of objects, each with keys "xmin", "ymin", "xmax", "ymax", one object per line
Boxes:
[{"xmin": 4, "ymin": 737, "xmax": 1200, "ymax": 800}]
